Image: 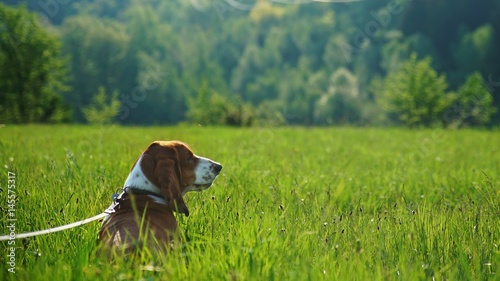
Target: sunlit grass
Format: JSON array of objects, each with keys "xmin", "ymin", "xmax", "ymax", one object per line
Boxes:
[{"xmin": 0, "ymin": 125, "xmax": 498, "ymax": 280}]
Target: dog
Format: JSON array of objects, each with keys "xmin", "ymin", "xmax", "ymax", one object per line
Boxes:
[{"xmin": 98, "ymin": 141, "xmax": 222, "ymax": 254}]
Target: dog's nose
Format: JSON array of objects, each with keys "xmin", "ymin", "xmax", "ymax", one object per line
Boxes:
[{"xmin": 213, "ymin": 163, "xmax": 222, "ymax": 173}]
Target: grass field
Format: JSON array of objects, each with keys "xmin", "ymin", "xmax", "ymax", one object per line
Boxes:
[{"xmin": 0, "ymin": 125, "xmax": 499, "ymax": 280}]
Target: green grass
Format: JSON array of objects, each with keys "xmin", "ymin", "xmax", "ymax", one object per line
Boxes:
[{"xmin": 0, "ymin": 125, "xmax": 499, "ymax": 280}]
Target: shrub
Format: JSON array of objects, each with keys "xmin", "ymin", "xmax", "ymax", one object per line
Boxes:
[
  {"xmin": 380, "ymin": 53, "xmax": 454, "ymax": 127},
  {"xmin": 82, "ymin": 87, "xmax": 121, "ymax": 125},
  {"xmin": 444, "ymin": 72, "xmax": 496, "ymax": 128},
  {"xmin": 187, "ymin": 81, "xmax": 254, "ymax": 126}
]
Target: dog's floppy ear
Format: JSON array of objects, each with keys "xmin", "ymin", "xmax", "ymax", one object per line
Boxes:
[{"xmin": 155, "ymin": 158, "xmax": 189, "ymax": 216}]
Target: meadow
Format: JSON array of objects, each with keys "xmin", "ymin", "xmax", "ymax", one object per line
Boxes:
[{"xmin": 0, "ymin": 125, "xmax": 498, "ymax": 280}]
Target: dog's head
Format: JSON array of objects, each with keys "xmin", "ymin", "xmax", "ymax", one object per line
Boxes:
[{"xmin": 141, "ymin": 141, "xmax": 222, "ymax": 216}]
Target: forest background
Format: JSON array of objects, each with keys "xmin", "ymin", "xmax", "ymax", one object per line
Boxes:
[{"xmin": 1, "ymin": 0, "xmax": 499, "ymax": 127}]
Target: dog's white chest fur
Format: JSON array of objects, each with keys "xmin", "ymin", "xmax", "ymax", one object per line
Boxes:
[{"xmin": 124, "ymin": 155, "xmax": 161, "ymax": 194}]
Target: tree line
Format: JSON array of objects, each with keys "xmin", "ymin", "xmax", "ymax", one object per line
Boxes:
[{"xmin": 0, "ymin": 0, "xmax": 498, "ymax": 127}]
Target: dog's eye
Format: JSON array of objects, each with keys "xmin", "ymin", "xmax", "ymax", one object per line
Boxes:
[{"xmin": 187, "ymin": 155, "xmax": 192, "ymax": 162}]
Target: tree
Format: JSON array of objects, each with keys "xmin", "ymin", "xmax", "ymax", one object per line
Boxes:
[
  {"xmin": 82, "ymin": 87, "xmax": 121, "ymax": 125},
  {"xmin": 60, "ymin": 15, "xmax": 130, "ymax": 122},
  {"xmin": 187, "ymin": 81, "xmax": 230, "ymax": 126},
  {"xmin": 315, "ymin": 68, "xmax": 362, "ymax": 125},
  {"xmin": 452, "ymin": 24, "xmax": 495, "ymax": 86},
  {"xmin": 380, "ymin": 53, "xmax": 454, "ymax": 127},
  {"xmin": 0, "ymin": 4, "xmax": 71, "ymax": 123},
  {"xmin": 7, "ymin": 0, "xmax": 500, "ymax": 126},
  {"xmin": 444, "ymin": 72, "xmax": 496, "ymax": 128}
]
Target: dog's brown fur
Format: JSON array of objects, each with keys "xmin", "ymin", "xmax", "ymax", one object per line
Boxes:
[
  {"xmin": 98, "ymin": 193, "xmax": 178, "ymax": 254},
  {"xmin": 98, "ymin": 141, "xmax": 221, "ymax": 255}
]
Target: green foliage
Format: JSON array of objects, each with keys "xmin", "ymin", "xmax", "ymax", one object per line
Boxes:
[
  {"xmin": 187, "ymin": 81, "xmax": 254, "ymax": 126},
  {"xmin": 0, "ymin": 4, "xmax": 71, "ymax": 123},
  {"xmin": 380, "ymin": 53, "xmax": 454, "ymax": 127},
  {"xmin": 60, "ymin": 15, "xmax": 131, "ymax": 122},
  {"xmin": 315, "ymin": 68, "xmax": 364, "ymax": 125},
  {"xmin": 0, "ymin": 126, "xmax": 498, "ymax": 280},
  {"xmin": 381, "ymin": 33, "xmax": 440, "ymax": 74},
  {"xmin": 187, "ymin": 82, "xmax": 228, "ymax": 126},
  {"xmin": 445, "ymin": 72, "xmax": 496, "ymax": 128},
  {"xmin": 2, "ymin": 0, "xmax": 500, "ymax": 126},
  {"xmin": 254, "ymin": 100, "xmax": 286, "ymax": 126},
  {"xmin": 82, "ymin": 87, "xmax": 121, "ymax": 125},
  {"xmin": 249, "ymin": 0, "xmax": 286, "ymax": 23},
  {"xmin": 451, "ymin": 24, "xmax": 496, "ymax": 87}
]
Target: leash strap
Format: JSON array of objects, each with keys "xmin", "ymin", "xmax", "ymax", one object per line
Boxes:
[
  {"xmin": 0, "ymin": 212, "xmax": 107, "ymax": 241},
  {"xmin": 0, "ymin": 187, "xmax": 166, "ymax": 241}
]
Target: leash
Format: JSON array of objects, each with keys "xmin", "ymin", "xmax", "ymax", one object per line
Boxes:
[
  {"xmin": 0, "ymin": 188, "xmax": 124, "ymax": 241},
  {"xmin": 0, "ymin": 187, "xmax": 164, "ymax": 241},
  {"xmin": 0, "ymin": 212, "xmax": 107, "ymax": 241}
]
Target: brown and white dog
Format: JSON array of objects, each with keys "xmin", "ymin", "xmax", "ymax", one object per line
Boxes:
[{"xmin": 98, "ymin": 141, "xmax": 222, "ymax": 254}]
